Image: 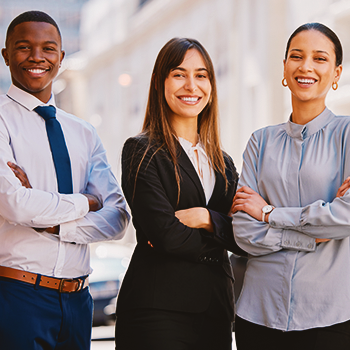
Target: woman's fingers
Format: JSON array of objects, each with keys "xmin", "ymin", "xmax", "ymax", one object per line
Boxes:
[
  {"xmin": 315, "ymin": 238, "xmax": 331, "ymax": 243},
  {"xmin": 231, "ymin": 186, "xmax": 271, "ymax": 221},
  {"xmin": 236, "ymin": 186, "xmax": 257, "ymax": 194},
  {"xmin": 336, "ymin": 177, "xmax": 350, "ymax": 198}
]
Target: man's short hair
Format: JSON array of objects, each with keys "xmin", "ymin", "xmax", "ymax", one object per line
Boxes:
[{"xmin": 6, "ymin": 11, "xmax": 61, "ymax": 47}]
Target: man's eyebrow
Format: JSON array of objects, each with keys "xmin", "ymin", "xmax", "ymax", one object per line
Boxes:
[{"xmin": 14, "ymin": 40, "xmax": 59, "ymax": 46}]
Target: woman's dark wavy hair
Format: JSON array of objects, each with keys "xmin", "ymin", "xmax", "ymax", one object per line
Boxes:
[
  {"xmin": 135, "ymin": 37, "xmax": 227, "ymax": 204},
  {"xmin": 285, "ymin": 22, "xmax": 343, "ymax": 67}
]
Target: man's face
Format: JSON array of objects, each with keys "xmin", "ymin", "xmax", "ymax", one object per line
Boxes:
[{"xmin": 2, "ymin": 21, "xmax": 65, "ymax": 103}]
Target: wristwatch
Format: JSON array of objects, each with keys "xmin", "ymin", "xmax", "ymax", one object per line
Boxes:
[{"xmin": 262, "ymin": 205, "xmax": 275, "ymax": 222}]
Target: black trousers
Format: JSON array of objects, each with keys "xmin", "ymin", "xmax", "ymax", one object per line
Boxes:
[
  {"xmin": 235, "ymin": 316, "xmax": 350, "ymax": 350},
  {"xmin": 115, "ymin": 308, "xmax": 232, "ymax": 350}
]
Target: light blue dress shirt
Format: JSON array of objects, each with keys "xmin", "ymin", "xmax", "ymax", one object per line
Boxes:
[
  {"xmin": 0, "ymin": 85, "xmax": 130, "ymax": 278},
  {"xmin": 233, "ymin": 107, "xmax": 350, "ymax": 331}
]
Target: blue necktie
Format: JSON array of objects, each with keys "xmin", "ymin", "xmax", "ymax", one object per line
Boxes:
[{"xmin": 34, "ymin": 106, "xmax": 73, "ymax": 194}]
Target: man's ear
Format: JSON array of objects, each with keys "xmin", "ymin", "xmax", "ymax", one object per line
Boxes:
[
  {"xmin": 2, "ymin": 48, "xmax": 9, "ymax": 66},
  {"xmin": 59, "ymin": 50, "xmax": 65, "ymax": 67}
]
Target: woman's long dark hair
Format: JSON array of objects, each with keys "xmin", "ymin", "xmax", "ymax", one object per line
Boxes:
[
  {"xmin": 285, "ymin": 22, "xmax": 343, "ymax": 67},
  {"xmin": 134, "ymin": 38, "xmax": 227, "ymax": 204}
]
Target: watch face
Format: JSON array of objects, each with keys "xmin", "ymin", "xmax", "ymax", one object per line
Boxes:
[{"xmin": 262, "ymin": 205, "xmax": 274, "ymax": 213}]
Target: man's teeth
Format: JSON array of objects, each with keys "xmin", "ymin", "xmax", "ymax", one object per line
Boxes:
[
  {"xmin": 181, "ymin": 97, "xmax": 199, "ymax": 102},
  {"xmin": 297, "ymin": 78, "xmax": 315, "ymax": 84},
  {"xmin": 27, "ymin": 69, "xmax": 46, "ymax": 73}
]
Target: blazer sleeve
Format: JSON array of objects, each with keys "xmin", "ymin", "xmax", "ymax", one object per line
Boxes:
[{"xmin": 122, "ymin": 137, "xmax": 226, "ymax": 262}]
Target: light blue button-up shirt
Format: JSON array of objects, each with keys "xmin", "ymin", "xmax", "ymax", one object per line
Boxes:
[
  {"xmin": 233, "ymin": 107, "xmax": 350, "ymax": 331},
  {"xmin": 0, "ymin": 85, "xmax": 130, "ymax": 278}
]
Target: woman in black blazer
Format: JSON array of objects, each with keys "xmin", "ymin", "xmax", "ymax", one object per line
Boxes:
[{"xmin": 115, "ymin": 38, "xmax": 244, "ymax": 350}]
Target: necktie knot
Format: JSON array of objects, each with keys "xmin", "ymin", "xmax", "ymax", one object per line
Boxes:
[{"xmin": 34, "ymin": 105, "xmax": 56, "ymax": 121}]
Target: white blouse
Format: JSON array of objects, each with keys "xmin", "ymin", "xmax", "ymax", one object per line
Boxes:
[{"xmin": 178, "ymin": 136, "xmax": 215, "ymax": 204}]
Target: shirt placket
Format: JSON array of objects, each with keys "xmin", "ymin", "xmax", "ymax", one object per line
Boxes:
[
  {"xmin": 53, "ymin": 241, "xmax": 66, "ymax": 276},
  {"xmin": 285, "ymin": 130, "xmax": 306, "ymax": 330}
]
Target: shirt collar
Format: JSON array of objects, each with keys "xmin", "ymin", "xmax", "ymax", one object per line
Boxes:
[
  {"xmin": 177, "ymin": 136, "xmax": 200, "ymax": 149},
  {"xmin": 285, "ymin": 107, "xmax": 335, "ymax": 140},
  {"xmin": 6, "ymin": 84, "xmax": 56, "ymax": 111},
  {"xmin": 178, "ymin": 136, "xmax": 209, "ymax": 166}
]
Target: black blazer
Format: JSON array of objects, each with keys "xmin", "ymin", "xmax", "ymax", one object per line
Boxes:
[{"xmin": 116, "ymin": 135, "xmax": 245, "ymax": 321}]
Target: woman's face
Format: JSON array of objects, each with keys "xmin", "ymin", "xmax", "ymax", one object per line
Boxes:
[
  {"xmin": 164, "ymin": 49, "xmax": 212, "ymax": 123},
  {"xmin": 283, "ymin": 29, "xmax": 342, "ymax": 107}
]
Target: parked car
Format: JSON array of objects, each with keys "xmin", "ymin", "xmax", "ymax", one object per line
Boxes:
[{"xmin": 89, "ymin": 242, "xmax": 134, "ymax": 326}]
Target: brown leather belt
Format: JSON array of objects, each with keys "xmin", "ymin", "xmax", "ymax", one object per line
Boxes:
[{"xmin": 0, "ymin": 266, "xmax": 88, "ymax": 293}]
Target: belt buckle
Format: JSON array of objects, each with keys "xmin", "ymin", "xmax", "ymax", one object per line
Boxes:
[{"xmin": 58, "ymin": 278, "xmax": 82, "ymax": 293}]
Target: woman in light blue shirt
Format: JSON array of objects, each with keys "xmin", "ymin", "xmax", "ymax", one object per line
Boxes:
[{"xmin": 231, "ymin": 23, "xmax": 350, "ymax": 349}]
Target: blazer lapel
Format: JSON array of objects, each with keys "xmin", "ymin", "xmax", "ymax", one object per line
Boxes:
[
  {"xmin": 207, "ymin": 169, "xmax": 223, "ymax": 208},
  {"xmin": 177, "ymin": 146, "xmax": 206, "ymax": 204}
]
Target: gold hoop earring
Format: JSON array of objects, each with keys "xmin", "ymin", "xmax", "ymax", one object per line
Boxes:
[
  {"xmin": 332, "ymin": 82, "xmax": 338, "ymax": 91},
  {"xmin": 282, "ymin": 78, "xmax": 288, "ymax": 87}
]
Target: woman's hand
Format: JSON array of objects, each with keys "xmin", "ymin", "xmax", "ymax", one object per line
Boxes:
[
  {"xmin": 315, "ymin": 238, "xmax": 330, "ymax": 244},
  {"xmin": 336, "ymin": 177, "xmax": 350, "ymax": 198},
  {"xmin": 316, "ymin": 178, "xmax": 350, "ymax": 244},
  {"xmin": 230, "ymin": 186, "xmax": 268, "ymax": 221},
  {"xmin": 175, "ymin": 207, "xmax": 214, "ymax": 232}
]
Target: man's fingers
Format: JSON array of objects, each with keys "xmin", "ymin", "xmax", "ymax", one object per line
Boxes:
[{"xmin": 7, "ymin": 161, "xmax": 31, "ymax": 188}]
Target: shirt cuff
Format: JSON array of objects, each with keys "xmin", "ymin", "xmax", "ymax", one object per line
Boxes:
[
  {"xmin": 269, "ymin": 207, "xmax": 303, "ymax": 229},
  {"xmin": 59, "ymin": 220, "xmax": 78, "ymax": 243},
  {"xmin": 31, "ymin": 193, "xmax": 89, "ymax": 226},
  {"xmin": 281, "ymin": 229, "xmax": 316, "ymax": 251},
  {"xmin": 71, "ymin": 193, "xmax": 90, "ymax": 217}
]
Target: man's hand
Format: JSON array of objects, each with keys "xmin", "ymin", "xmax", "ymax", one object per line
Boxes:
[
  {"xmin": 83, "ymin": 194, "xmax": 103, "ymax": 212},
  {"xmin": 7, "ymin": 161, "xmax": 32, "ymax": 188}
]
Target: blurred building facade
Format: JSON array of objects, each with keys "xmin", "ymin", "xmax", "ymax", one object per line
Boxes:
[
  {"xmin": 57, "ymin": 0, "xmax": 350, "ymax": 178},
  {"xmin": 0, "ymin": 0, "xmax": 89, "ymax": 93}
]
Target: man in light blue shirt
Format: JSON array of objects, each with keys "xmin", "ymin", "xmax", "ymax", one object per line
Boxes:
[{"xmin": 0, "ymin": 10, "xmax": 129, "ymax": 350}]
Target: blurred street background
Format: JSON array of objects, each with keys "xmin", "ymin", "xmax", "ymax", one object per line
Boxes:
[{"xmin": 1, "ymin": 0, "xmax": 350, "ymax": 348}]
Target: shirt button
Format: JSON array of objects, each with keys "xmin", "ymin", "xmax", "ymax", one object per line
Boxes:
[
  {"xmin": 284, "ymin": 240, "xmax": 290, "ymax": 246},
  {"xmin": 307, "ymin": 243, "xmax": 313, "ymax": 249},
  {"xmin": 296, "ymin": 241, "xmax": 301, "ymax": 247}
]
